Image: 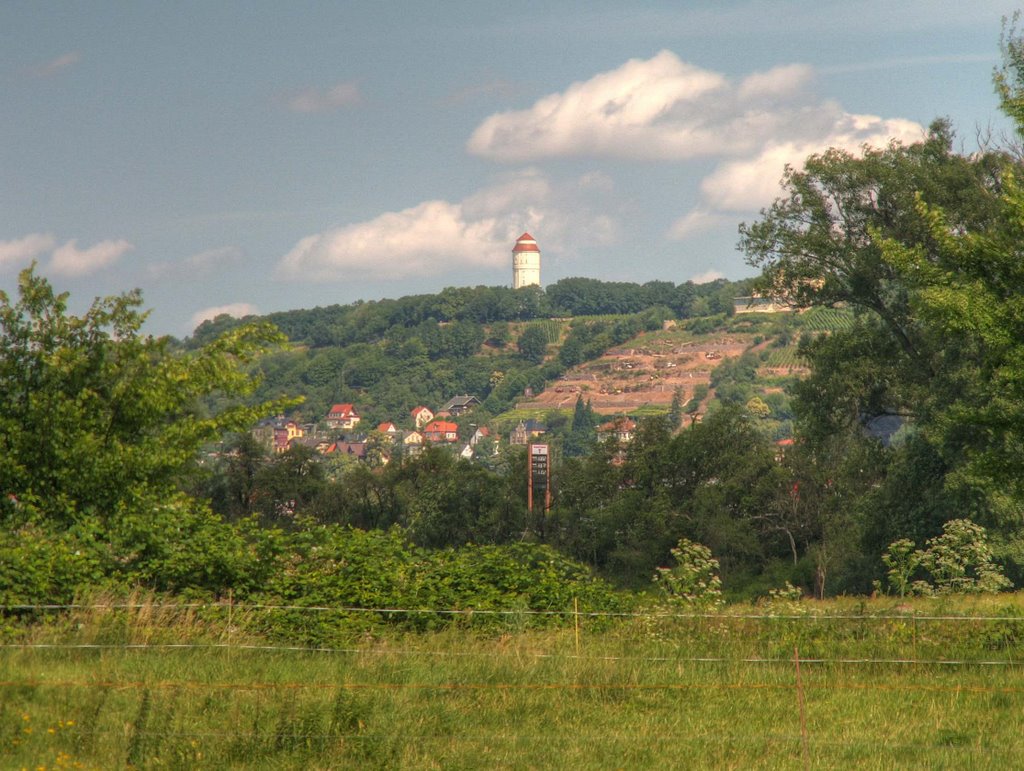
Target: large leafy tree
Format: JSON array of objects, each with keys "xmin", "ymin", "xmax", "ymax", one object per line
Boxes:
[
  {"xmin": 0, "ymin": 266, "xmax": 293, "ymax": 527},
  {"xmin": 738, "ymin": 25, "xmax": 1024, "ymax": 575}
]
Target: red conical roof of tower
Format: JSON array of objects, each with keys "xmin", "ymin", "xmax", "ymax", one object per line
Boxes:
[{"xmin": 513, "ymin": 233, "xmax": 540, "ymax": 253}]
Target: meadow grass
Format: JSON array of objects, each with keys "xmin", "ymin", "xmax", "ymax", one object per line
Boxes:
[{"xmin": 4, "ymin": 595, "xmax": 1024, "ymax": 769}]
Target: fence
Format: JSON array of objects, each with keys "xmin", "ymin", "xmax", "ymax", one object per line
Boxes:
[{"xmin": 4, "ymin": 601, "xmax": 1024, "ymax": 768}]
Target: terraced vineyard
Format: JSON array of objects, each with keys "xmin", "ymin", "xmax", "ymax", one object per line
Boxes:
[
  {"xmin": 799, "ymin": 306, "xmax": 855, "ymax": 332},
  {"xmin": 762, "ymin": 346, "xmax": 807, "ymax": 369}
]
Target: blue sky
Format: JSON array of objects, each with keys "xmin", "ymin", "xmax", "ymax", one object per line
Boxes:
[{"xmin": 0, "ymin": 1, "xmax": 1015, "ymax": 336}]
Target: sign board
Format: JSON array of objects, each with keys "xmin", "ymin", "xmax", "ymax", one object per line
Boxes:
[{"xmin": 528, "ymin": 443, "xmax": 550, "ymax": 511}]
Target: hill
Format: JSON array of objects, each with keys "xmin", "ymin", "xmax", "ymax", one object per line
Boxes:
[
  {"xmin": 196, "ymin": 285, "xmax": 856, "ymax": 441},
  {"xmin": 189, "ymin": 278, "xmax": 758, "ymax": 430}
]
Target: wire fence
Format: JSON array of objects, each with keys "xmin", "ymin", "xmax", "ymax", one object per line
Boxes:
[
  {"xmin": 6, "ymin": 600, "xmax": 1024, "ymax": 622},
  {"xmin": 6, "ymin": 603, "xmax": 1024, "ymax": 769}
]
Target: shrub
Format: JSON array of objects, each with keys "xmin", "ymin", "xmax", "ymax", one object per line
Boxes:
[{"xmin": 652, "ymin": 538, "xmax": 723, "ymax": 609}]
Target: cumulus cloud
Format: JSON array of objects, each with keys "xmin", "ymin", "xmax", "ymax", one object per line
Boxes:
[
  {"xmin": 30, "ymin": 51, "xmax": 81, "ymax": 78},
  {"xmin": 189, "ymin": 303, "xmax": 259, "ymax": 331},
  {"xmin": 468, "ymin": 50, "xmax": 730, "ymax": 162},
  {"xmin": 49, "ymin": 239, "xmax": 133, "ymax": 277},
  {"xmin": 465, "ymin": 50, "xmax": 925, "ymax": 237},
  {"xmin": 688, "ymin": 113, "xmax": 924, "ymax": 220},
  {"xmin": 469, "ymin": 51, "xmax": 921, "ymax": 165},
  {"xmin": 285, "ymin": 82, "xmax": 361, "ymax": 113},
  {"xmin": 0, "ymin": 233, "xmax": 56, "ymax": 267},
  {"xmin": 278, "ymin": 170, "xmax": 616, "ymax": 282}
]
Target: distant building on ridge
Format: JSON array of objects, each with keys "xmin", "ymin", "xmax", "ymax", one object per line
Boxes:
[{"xmin": 512, "ymin": 232, "xmax": 541, "ymax": 289}]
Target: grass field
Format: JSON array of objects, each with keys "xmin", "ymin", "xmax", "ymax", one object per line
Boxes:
[{"xmin": 4, "ymin": 596, "xmax": 1024, "ymax": 769}]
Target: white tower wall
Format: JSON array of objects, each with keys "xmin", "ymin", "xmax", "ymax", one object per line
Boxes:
[{"xmin": 512, "ymin": 233, "xmax": 541, "ymax": 289}]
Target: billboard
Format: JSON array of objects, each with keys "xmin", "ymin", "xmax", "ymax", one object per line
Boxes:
[{"xmin": 528, "ymin": 443, "xmax": 550, "ymax": 511}]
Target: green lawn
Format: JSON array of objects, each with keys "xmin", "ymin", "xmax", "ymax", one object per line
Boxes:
[{"xmin": 4, "ymin": 597, "xmax": 1024, "ymax": 769}]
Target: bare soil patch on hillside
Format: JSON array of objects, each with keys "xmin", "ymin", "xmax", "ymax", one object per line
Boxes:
[{"xmin": 518, "ymin": 333, "xmax": 751, "ymax": 414}]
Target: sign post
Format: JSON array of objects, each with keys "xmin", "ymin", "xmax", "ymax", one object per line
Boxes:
[{"xmin": 528, "ymin": 443, "xmax": 551, "ymax": 512}]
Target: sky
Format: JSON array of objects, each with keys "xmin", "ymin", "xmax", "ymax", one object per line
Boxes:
[{"xmin": 0, "ymin": 1, "xmax": 1016, "ymax": 336}]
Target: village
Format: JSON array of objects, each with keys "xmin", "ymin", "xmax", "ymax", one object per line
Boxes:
[{"xmin": 250, "ymin": 394, "xmax": 638, "ymax": 464}]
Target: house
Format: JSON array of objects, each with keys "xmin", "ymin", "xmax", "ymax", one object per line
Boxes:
[
  {"xmin": 402, "ymin": 430, "xmax": 424, "ymax": 457},
  {"xmin": 459, "ymin": 443, "xmax": 474, "ymax": 460},
  {"xmin": 440, "ymin": 394, "xmax": 480, "ymax": 416},
  {"xmin": 251, "ymin": 417, "xmax": 279, "ymax": 451},
  {"xmin": 252, "ymin": 418, "xmax": 304, "ymax": 454},
  {"xmin": 376, "ymin": 421, "xmax": 399, "ymax": 442},
  {"xmin": 423, "ymin": 419, "xmax": 460, "ymax": 443},
  {"xmin": 733, "ymin": 295, "xmax": 796, "ymax": 314},
  {"xmin": 509, "ymin": 419, "xmax": 547, "ymax": 446},
  {"xmin": 598, "ymin": 417, "xmax": 637, "ymax": 444},
  {"xmin": 410, "ymin": 406, "xmax": 434, "ymax": 430},
  {"xmin": 469, "ymin": 426, "xmax": 491, "ymax": 447},
  {"xmin": 289, "ymin": 435, "xmax": 335, "ymax": 454},
  {"xmin": 325, "ymin": 403, "xmax": 361, "ymax": 431},
  {"xmin": 333, "ymin": 441, "xmax": 367, "ymax": 460}
]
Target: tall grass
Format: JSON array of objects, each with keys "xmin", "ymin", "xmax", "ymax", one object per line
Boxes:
[{"xmin": 4, "ymin": 594, "xmax": 1024, "ymax": 769}]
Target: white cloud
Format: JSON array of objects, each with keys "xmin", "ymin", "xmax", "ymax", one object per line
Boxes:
[
  {"xmin": 49, "ymin": 239, "xmax": 133, "ymax": 277},
  {"xmin": 31, "ymin": 51, "xmax": 80, "ymax": 78},
  {"xmin": 189, "ymin": 303, "xmax": 259, "ymax": 331},
  {"xmin": 737, "ymin": 64, "xmax": 814, "ymax": 102},
  {"xmin": 694, "ymin": 115, "xmax": 924, "ymax": 213},
  {"xmin": 285, "ymin": 82, "xmax": 361, "ymax": 113},
  {"xmin": 470, "ymin": 50, "xmax": 921, "ymax": 169},
  {"xmin": 668, "ymin": 209, "xmax": 731, "ymax": 239},
  {"xmin": 690, "ymin": 270, "xmax": 724, "ymax": 284},
  {"xmin": 0, "ymin": 233, "xmax": 56, "ymax": 267},
  {"xmin": 468, "ymin": 50, "xmax": 731, "ymax": 161},
  {"xmin": 465, "ymin": 50, "xmax": 926, "ymax": 239},
  {"xmin": 279, "ymin": 200, "xmax": 506, "ymax": 281},
  {"xmin": 278, "ymin": 170, "xmax": 616, "ymax": 282}
]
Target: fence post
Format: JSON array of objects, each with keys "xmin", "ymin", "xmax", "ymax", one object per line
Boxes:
[
  {"xmin": 794, "ymin": 646, "xmax": 810, "ymax": 771},
  {"xmin": 574, "ymin": 597, "xmax": 580, "ymax": 655}
]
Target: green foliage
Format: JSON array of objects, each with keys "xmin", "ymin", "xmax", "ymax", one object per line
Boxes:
[
  {"xmin": 0, "ymin": 266, "xmax": 294, "ymax": 529},
  {"xmin": 517, "ymin": 324, "xmax": 549, "ymax": 364},
  {"xmin": 254, "ymin": 525, "xmax": 622, "ymax": 640},
  {"xmin": 652, "ymin": 537, "xmax": 723, "ymax": 609},
  {"xmin": 881, "ymin": 538, "xmax": 920, "ymax": 598},
  {"xmin": 0, "ymin": 520, "xmax": 103, "ymax": 606},
  {"xmin": 882, "ymin": 519, "xmax": 1011, "ymax": 596}
]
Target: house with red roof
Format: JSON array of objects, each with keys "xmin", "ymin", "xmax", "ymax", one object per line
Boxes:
[
  {"xmin": 325, "ymin": 403, "xmax": 360, "ymax": 431},
  {"xmin": 423, "ymin": 419, "xmax": 459, "ymax": 443},
  {"xmin": 598, "ymin": 417, "xmax": 637, "ymax": 444}
]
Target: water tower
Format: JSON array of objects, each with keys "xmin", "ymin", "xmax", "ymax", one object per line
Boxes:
[{"xmin": 512, "ymin": 232, "xmax": 541, "ymax": 289}]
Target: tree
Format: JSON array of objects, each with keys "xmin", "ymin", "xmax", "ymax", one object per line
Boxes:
[
  {"xmin": 737, "ymin": 106, "xmax": 1024, "ymax": 565},
  {"xmin": 667, "ymin": 387, "xmax": 684, "ymax": 430},
  {"xmin": 0, "ymin": 266, "xmax": 294, "ymax": 527},
  {"xmin": 517, "ymin": 324, "xmax": 548, "ymax": 364}
]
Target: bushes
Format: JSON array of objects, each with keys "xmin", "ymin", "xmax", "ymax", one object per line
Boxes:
[
  {"xmin": 881, "ymin": 519, "xmax": 1011, "ymax": 596},
  {"xmin": 250, "ymin": 525, "xmax": 622, "ymax": 640}
]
